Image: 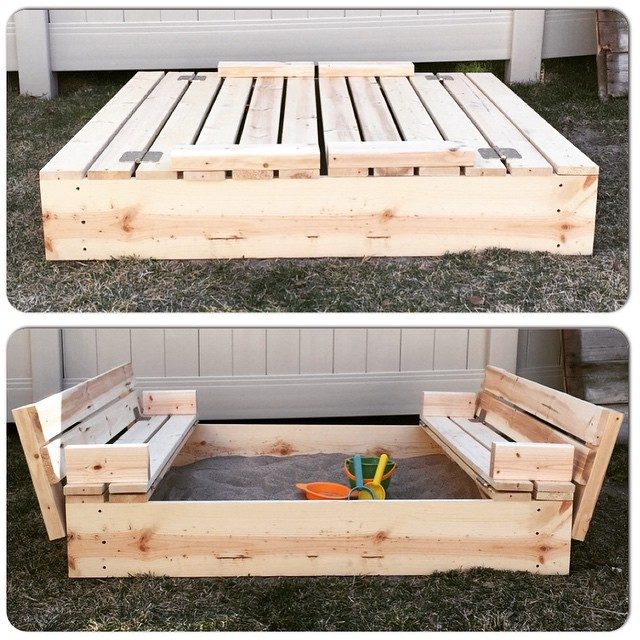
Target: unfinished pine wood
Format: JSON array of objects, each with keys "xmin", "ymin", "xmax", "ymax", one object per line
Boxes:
[
  {"xmin": 534, "ymin": 481, "xmax": 575, "ymax": 502},
  {"xmin": 451, "ymin": 417, "xmax": 509, "ymax": 449},
  {"xmin": 319, "ymin": 62, "xmax": 414, "ymax": 77},
  {"xmin": 40, "ymin": 71, "xmax": 164, "ymax": 180},
  {"xmin": 65, "ymin": 444, "xmax": 150, "ymax": 484},
  {"xmin": 327, "ymin": 140, "xmax": 474, "ymax": 169},
  {"xmin": 233, "ymin": 77, "xmax": 283, "ymax": 179},
  {"xmin": 141, "ymin": 390, "xmax": 196, "ymax": 416},
  {"xmin": 184, "ymin": 76, "xmax": 253, "ymax": 181},
  {"xmin": 65, "ymin": 493, "xmax": 108, "ymax": 505},
  {"xmin": 439, "ymin": 73, "xmax": 553, "ymax": 175},
  {"xmin": 379, "ymin": 76, "xmax": 459, "ymax": 176},
  {"xmin": 135, "ymin": 73, "xmax": 222, "ymax": 179},
  {"xmin": 66, "ymin": 499, "xmax": 571, "ymax": 577},
  {"xmin": 41, "ymin": 173, "xmax": 598, "ymax": 259},
  {"xmin": 421, "ymin": 392, "xmax": 477, "ymax": 417},
  {"xmin": 116, "ymin": 415, "xmax": 168, "ymax": 444},
  {"xmin": 410, "ymin": 74, "xmax": 506, "ymax": 176},
  {"xmin": 280, "ymin": 77, "xmax": 319, "ymax": 178},
  {"xmin": 174, "ymin": 423, "xmax": 439, "ymax": 466},
  {"xmin": 87, "ymin": 72, "xmax": 191, "ymax": 179},
  {"xmin": 318, "ymin": 77, "xmax": 367, "ymax": 177},
  {"xmin": 477, "ymin": 391, "xmax": 595, "ymax": 485},
  {"xmin": 219, "ymin": 61, "xmax": 314, "ymax": 77},
  {"xmin": 171, "ymin": 144, "xmax": 320, "ymax": 172},
  {"xmin": 490, "ymin": 442, "xmax": 574, "ymax": 482},
  {"xmin": 482, "ymin": 366, "xmax": 610, "ymax": 445},
  {"xmin": 348, "ymin": 76, "xmax": 412, "ymax": 176},
  {"xmin": 64, "ymin": 483, "xmax": 108, "ymax": 496},
  {"xmin": 467, "ymin": 73, "xmax": 599, "ymax": 175}
]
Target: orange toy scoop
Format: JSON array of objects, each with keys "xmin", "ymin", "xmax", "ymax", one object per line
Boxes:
[{"xmin": 296, "ymin": 482, "xmax": 350, "ymax": 500}]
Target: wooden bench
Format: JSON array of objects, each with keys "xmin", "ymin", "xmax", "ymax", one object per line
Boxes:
[
  {"xmin": 420, "ymin": 365, "xmax": 623, "ymax": 541},
  {"xmin": 12, "ymin": 363, "xmax": 197, "ymax": 539}
]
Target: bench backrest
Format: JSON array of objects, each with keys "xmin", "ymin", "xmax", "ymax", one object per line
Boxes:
[
  {"xmin": 12, "ymin": 363, "xmax": 136, "ymax": 540},
  {"xmin": 478, "ymin": 366, "xmax": 623, "ymax": 540}
]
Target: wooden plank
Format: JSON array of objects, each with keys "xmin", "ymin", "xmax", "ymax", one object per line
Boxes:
[
  {"xmin": 141, "ymin": 390, "xmax": 196, "ymax": 416},
  {"xmin": 87, "ymin": 72, "xmax": 191, "ymax": 179},
  {"xmin": 319, "ymin": 62, "xmax": 414, "ymax": 77},
  {"xmin": 233, "ymin": 77, "xmax": 284, "ymax": 179},
  {"xmin": 12, "ymin": 405, "xmax": 66, "ymax": 540},
  {"xmin": 466, "ymin": 73, "xmax": 599, "ymax": 176},
  {"xmin": 171, "ymin": 143, "xmax": 320, "ymax": 172},
  {"xmin": 379, "ymin": 76, "xmax": 459, "ymax": 176},
  {"xmin": 65, "ymin": 492, "xmax": 108, "ymax": 505},
  {"xmin": 184, "ymin": 76, "xmax": 253, "ymax": 181},
  {"xmin": 318, "ymin": 76, "xmax": 366, "ymax": 177},
  {"xmin": 33, "ymin": 363, "xmax": 134, "ymax": 442},
  {"xmin": 410, "ymin": 74, "xmax": 506, "ymax": 176},
  {"xmin": 174, "ymin": 423, "xmax": 439, "ymax": 465},
  {"xmin": 477, "ymin": 391, "xmax": 595, "ymax": 485},
  {"xmin": 280, "ymin": 77, "xmax": 319, "ymax": 178},
  {"xmin": 482, "ymin": 366, "xmax": 610, "ymax": 445},
  {"xmin": 41, "ymin": 174, "xmax": 598, "ymax": 259},
  {"xmin": 116, "ymin": 415, "xmax": 169, "ymax": 444},
  {"xmin": 109, "ymin": 415, "xmax": 197, "ymax": 494},
  {"xmin": 218, "ymin": 61, "xmax": 314, "ymax": 77},
  {"xmin": 40, "ymin": 71, "xmax": 164, "ymax": 179},
  {"xmin": 451, "ymin": 417, "xmax": 509, "ymax": 449},
  {"xmin": 135, "ymin": 73, "xmax": 222, "ymax": 179},
  {"xmin": 421, "ymin": 417, "xmax": 533, "ymax": 492},
  {"xmin": 64, "ymin": 483, "xmax": 108, "ymax": 496},
  {"xmin": 421, "ymin": 392, "xmax": 477, "ymax": 417},
  {"xmin": 65, "ymin": 444, "xmax": 149, "ymax": 484},
  {"xmin": 41, "ymin": 390, "xmax": 139, "ymax": 483},
  {"xmin": 348, "ymin": 76, "xmax": 411, "ymax": 176},
  {"xmin": 534, "ymin": 480, "xmax": 575, "ymax": 501},
  {"xmin": 327, "ymin": 140, "xmax": 474, "ymax": 169},
  {"xmin": 439, "ymin": 73, "xmax": 553, "ymax": 175},
  {"xmin": 572, "ymin": 409, "xmax": 623, "ymax": 540},
  {"xmin": 490, "ymin": 442, "xmax": 574, "ymax": 482},
  {"xmin": 66, "ymin": 500, "xmax": 571, "ymax": 577}
]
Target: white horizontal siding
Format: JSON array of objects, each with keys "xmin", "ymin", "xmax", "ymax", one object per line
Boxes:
[{"xmin": 516, "ymin": 328, "xmax": 563, "ymax": 389}]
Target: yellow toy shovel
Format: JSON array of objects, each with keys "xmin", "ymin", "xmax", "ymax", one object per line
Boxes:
[{"xmin": 358, "ymin": 453, "xmax": 388, "ymax": 500}]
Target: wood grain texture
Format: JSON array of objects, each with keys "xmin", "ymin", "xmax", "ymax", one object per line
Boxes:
[
  {"xmin": 421, "ymin": 392, "xmax": 477, "ymax": 417},
  {"xmin": 141, "ymin": 390, "xmax": 197, "ymax": 416},
  {"xmin": 490, "ymin": 442, "xmax": 574, "ymax": 482},
  {"xmin": 65, "ymin": 444, "xmax": 150, "ymax": 484},
  {"xmin": 218, "ymin": 61, "xmax": 314, "ymax": 77},
  {"xmin": 319, "ymin": 62, "xmax": 414, "ymax": 77}
]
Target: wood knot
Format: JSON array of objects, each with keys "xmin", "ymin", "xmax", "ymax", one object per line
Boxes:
[
  {"xmin": 583, "ymin": 175, "xmax": 597, "ymax": 189},
  {"xmin": 44, "ymin": 237, "xmax": 54, "ymax": 253},
  {"xmin": 120, "ymin": 210, "xmax": 136, "ymax": 233},
  {"xmin": 138, "ymin": 529, "xmax": 153, "ymax": 553},
  {"xmin": 381, "ymin": 208, "xmax": 395, "ymax": 221},
  {"xmin": 93, "ymin": 464, "xmax": 103, "ymax": 470},
  {"xmin": 270, "ymin": 440, "xmax": 294, "ymax": 456},
  {"xmin": 373, "ymin": 530, "xmax": 389, "ymax": 543}
]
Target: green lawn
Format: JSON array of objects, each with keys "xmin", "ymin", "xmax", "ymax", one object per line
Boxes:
[
  {"xmin": 6, "ymin": 57, "xmax": 628, "ymax": 312},
  {"xmin": 6, "ymin": 427, "xmax": 628, "ymax": 632}
]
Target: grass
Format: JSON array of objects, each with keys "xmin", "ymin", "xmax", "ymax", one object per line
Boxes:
[
  {"xmin": 6, "ymin": 426, "xmax": 628, "ymax": 632},
  {"xmin": 6, "ymin": 56, "xmax": 628, "ymax": 312}
]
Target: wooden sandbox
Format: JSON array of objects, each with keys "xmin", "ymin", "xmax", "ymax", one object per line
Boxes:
[
  {"xmin": 40, "ymin": 61, "xmax": 599, "ymax": 260},
  {"xmin": 13, "ymin": 363, "xmax": 621, "ymax": 578}
]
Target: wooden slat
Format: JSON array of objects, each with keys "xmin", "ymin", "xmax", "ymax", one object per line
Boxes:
[
  {"xmin": 421, "ymin": 392, "xmax": 477, "ymax": 418},
  {"xmin": 477, "ymin": 391, "xmax": 595, "ymax": 485},
  {"xmin": 466, "ymin": 73, "xmax": 599, "ymax": 176},
  {"xmin": 65, "ymin": 444, "xmax": 149, "ymax": 484},
  {"xmin": 490, "ymin": 442, "xmax": 574, "ymax": 482},
  {"xmin": 379, "ymin": 76, "xmax": 459, "ymax": 176},
  {"xmin": 141, "ymin": 390, "xmax": 196, "ymax": 416},
  {"xmin": 41, "ymin": 390, "xmax": 139, "ymax": 483},
  {"xmin": 534, "ymin": 481, "xmax": 575, "ymax": 502},
  {"xmin": 87, "ymin": 72, "xmax": 191, "ymax": 179},
  {"xmin": 116, "ymin": 415, "xmax": 169, "ymax": 444},
  {"xmin": 410, "ymin": 74, "xmax": 506, "ymax": 176},
  {"xmin": 348, "ymin": 76, "xmax": 412, "ymax": 176},
  {"xmin": 219, "ymin": 61, "xmax": 314, "ymax": 77},
  {"xmin": 40, "ymin": 71, "xmax": 164, "ymax": 180},
  {"xmin": 482, "ymin": 366, "xmax": 610, "ymax": 445},
  {"xmin": 171, "ymin": 144, "xmax": 320, "ymax": 172},
  {"xmin": 64, "ymin": 482, "xmax": 108, "ymax": 496},
  {"xmin": 233, "ymin": 77, "xmax": 284, "ymax": 179},
  {"xmin": 184, "ymin": 76, "xmax": 254, "ymax": 181},
  {"xmin": 319, "ymin": 62, "xmax": 414, "ymax": 77},
  {"xmin": 34, "ymin": 363, "xmax": 134, "ymax": 442},
  {"xmin": 421, "ymin": 417, "xmax": 533, "ymax": 492},
  {"xmin": 439, "ymin": 73, "xmax": 553, "ymax": 176},
  {"xmin": 135, "ymin": 73, "xmax": 222, "ymax": 179},
  {"xmin": 280, "ymin": 77, "xmax": 319, "ymax": 178},
  {"xmin": 318, "ymin": 77, "xmax": 366, "ymax": 177},
  {"xmin": 450, "ymin": 417, "xmax": 510, "ymax": 449},
  {"xmin": 327, "ymin": 140, "xmax": 474, "ymax": 169}
]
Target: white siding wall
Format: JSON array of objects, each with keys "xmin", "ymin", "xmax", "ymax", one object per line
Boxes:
[
  {"xmin": 516, "ymin": 328, "xmax": 563, "ymax": 389},
  {"xmin": 7, "ymin": 328, "xmax": 519, "ymax": 421}
]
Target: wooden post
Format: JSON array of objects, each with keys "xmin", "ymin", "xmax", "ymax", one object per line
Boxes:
[
  {"xmin": 14, "ymin": 9, "xmax": 58, "ymax": 98},
  {"xmin": 505, "ymin": 9, "xmax": 546, "ymax": 84}
]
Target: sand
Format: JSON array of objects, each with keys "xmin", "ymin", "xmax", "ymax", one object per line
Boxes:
[{"xmin": 151, "ymin": 453, "xmax": 479, "ymax": 501}]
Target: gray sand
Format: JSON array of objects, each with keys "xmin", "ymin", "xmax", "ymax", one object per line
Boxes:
[{"xmin": 152, "ymin": 454, "xmax": 479, "ymax": 501}]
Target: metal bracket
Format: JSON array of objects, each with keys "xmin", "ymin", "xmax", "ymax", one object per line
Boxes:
[
  {"xmin": 119, "ymin": 151, "xmax": 163, "ymax": 163},
  {"xmin": 497, "ymin": 147, "xmax": 522, "ymax": 159},
  {"xmin": 178, "ymin": 74, "xmax": 206, "ymax": 81},
  {"xmin": 478, "ymin": 147, "xmax": 521, "ymax": 160},
  {"xmin": 478, "ymin": 148, "xmax": 501, "ymax": 160},
  {"xmin": 436, "ymin": 75, "xmax": 454, "ymax": 81}
]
